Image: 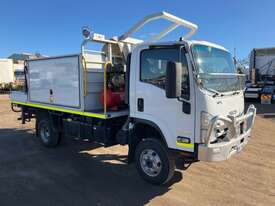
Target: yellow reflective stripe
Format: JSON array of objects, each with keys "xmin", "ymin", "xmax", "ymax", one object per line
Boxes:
[
  {"xmin": 176, "ymin": 141, "xmax": 194, "ymax": 149},
  {"xmin": 11, "ymin": 101, "xmax": 107, "ymax": 119}
]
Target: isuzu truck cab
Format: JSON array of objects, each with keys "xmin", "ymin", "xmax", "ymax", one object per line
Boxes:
[{"xmin": 10, "ymin": 12, "xmax": 256, "ymax": 184}]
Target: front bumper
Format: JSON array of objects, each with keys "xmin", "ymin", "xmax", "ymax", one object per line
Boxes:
[{"xmin": 198, "ymin": 105, "xmax": 257, "ymax": 162}]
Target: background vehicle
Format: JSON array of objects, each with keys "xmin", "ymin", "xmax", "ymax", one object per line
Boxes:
[
  {"xmin": 0, "ymin": 58, "xmax": 25, "ymax": 91},
  {"xmin": 0, "ymin": 59, "xmax": 14, "ymax": 90},
  {"xmin": 10, "ymin": 12, "xmax": 256, "ymax": 185},
  {"xmin": 245, "ymin": 47, "xmax": 275, "ymax": 104}
]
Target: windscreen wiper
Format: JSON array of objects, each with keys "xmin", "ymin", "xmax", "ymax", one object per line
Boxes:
[
  {"xmin": 232, "ymin": 91, "xmax": 240, "ymax": 95},
  {"xmin": 207, "ymin": 88, "xmax": 223, "ymax": 97}
]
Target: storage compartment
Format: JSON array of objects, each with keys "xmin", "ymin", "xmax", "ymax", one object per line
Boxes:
[
  {"xmin": 26, "ymin": 54, "xmax": 107, "ymax": 111},
  {"xmin": 28, "ymin": 55, "xmax": 81, "ymax": 108},
  {"xmin": 62, "ymin": 118, "xmax": 121, "ymax": 146},
  {"xmin": 84, "ymin": 70, "xmax": 104, "ymax": 110},
  {"xmin": 63, "ymin": 119, "xmax": 93, "ymax": 140},
  {"xmin": 83, "ymin": 52, "xmax": 105, "ymax": 111}
]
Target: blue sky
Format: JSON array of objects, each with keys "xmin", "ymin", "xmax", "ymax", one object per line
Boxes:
[{"xmin": 0, "ymin": 0, "xmax": 274, "ymax": 59}]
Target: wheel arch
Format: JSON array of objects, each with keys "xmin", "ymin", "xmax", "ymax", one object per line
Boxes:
[
  {"xmin": 127, "ymin": 118, "xmax": 168, "ymax": 163},
  {"xmin": 132, "ymin": 118, "xmax": 168, "ymax": 146},
  {"xmin": 35, "ymin": 109, "xmax": 63, "ymax": 136}
]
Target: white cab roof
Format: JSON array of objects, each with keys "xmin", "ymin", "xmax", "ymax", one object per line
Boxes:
[
  {"xmin": 185, "ymin": 40, "xmax": 228, "ymax": 52},
  {"xmin": 136, "ymin": 40, "xmax": 229, "ymax": 52}
]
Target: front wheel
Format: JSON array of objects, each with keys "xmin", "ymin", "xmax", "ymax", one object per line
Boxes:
[{"xmin": 135, "ymin": 138, "xmax": 175, "ymax": 185}]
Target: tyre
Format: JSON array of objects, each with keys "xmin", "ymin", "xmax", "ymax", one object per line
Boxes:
[
  {"xmin": 135, "ymin": 138, "xmax": 175, "ymax": 185},
  {"xmin": 37, "ymin": 116, "xmax": 60, "ymax": 147}
]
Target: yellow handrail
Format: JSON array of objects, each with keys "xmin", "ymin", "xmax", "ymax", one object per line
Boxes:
[{"xmin": 82, "ymin": 55, "xmax": 88, "ymax": 96}]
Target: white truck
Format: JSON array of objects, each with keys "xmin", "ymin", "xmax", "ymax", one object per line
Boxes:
[
  {"xmin": 10, "ymin": 12, "xmax": 256, "ymax": 185},
  {"xmin": 0, "ymin": 58, "xmax": 14, "ymax": 89}
]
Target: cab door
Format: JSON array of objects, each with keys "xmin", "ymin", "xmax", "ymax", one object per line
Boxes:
[{"xmin": 131, "ymin": 45, "xmax": 195, "ymax": 152}]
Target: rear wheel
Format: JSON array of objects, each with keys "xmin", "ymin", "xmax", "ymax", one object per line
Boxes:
[
  {"xmin": 135, "ymin": 138, "xmax": 175, "ymax": 185},
  {"xmin": 37, "ymin": 116, "xmax": 60, "ymax": 147}
]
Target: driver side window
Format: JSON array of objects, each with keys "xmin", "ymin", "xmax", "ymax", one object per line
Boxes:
[
  {"xmin": 140, "ymin": 47, "xmax": 190, "ymax": 100},
  {"xmin": 181, "ymin": 50, "xmax": 190, "ymax": 100},
  {"xmin": 140, "ymin": 48, "xmax": 179, "ymax": 89}
]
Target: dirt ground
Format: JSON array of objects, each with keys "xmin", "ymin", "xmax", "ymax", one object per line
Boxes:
[{"xmin": 0, "ymin": 94, "xmax": 275, "ymax": 206}]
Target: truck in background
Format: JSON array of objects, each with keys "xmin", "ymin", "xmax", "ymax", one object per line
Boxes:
[
  {"xmin": 245, "ymin": 47, "xmax": 275, "ymax": 104},
  {"xmin": 10, "ymin": 12, "xmax": 256, "ymax": 185}
]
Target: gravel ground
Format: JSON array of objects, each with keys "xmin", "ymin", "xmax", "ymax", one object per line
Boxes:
[{"xmin": 0, "ymin": 95, "xmax": 275, "ymax": 206}]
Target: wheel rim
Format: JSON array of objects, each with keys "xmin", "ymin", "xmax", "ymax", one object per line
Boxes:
[
  {"xmin": 140, "ymin": 149, "xmax": 162, "ymax": 177},
  {"xmin": 40, "ymin": 123, "xmax": 50, "ymax": 143}
]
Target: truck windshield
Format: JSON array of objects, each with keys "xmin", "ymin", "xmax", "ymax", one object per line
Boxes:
[{"xmin": 192, "ymin": 44, "xmax": 245, "ymax": 93}]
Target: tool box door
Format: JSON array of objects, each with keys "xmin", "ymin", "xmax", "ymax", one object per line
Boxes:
[{"xmin": 28, "ymin": 55, "xmax": 81, "ymax": 108}]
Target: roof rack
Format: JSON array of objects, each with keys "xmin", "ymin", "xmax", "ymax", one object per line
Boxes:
[{"xmin": 119, "ymin": 11, "xmax": 198, "ymax": 42}]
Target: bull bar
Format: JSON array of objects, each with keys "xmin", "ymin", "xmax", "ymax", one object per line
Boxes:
[{"xmin": 198, "ymin": 105, "xmax": 257, "ymax": 161}]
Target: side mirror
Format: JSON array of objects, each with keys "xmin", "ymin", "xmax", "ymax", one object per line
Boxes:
[{"xmin": 165, "ymin": 61, "xmax": 182, "ymax": 98}]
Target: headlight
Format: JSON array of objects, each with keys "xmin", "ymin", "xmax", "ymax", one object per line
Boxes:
[
  {"xmin": 200, "ymin": 112, "xmax": 214, "ymax": 143},
  {"xmin": 200, "ymin": 112, "xmax": 229, "ymax": 143},
  {"xmin": 201, "ymin": 112, "xmax": 212, "ymax": 129}
]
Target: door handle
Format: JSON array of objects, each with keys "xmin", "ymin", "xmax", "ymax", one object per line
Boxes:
[
  {"xmin": 182, "ymin": 101, "xmax": 191, "ymax": 114},
  {"xmin": 49, "ymin": 89, "xmax": 54, "ymax": 103},
  {"xmin": 137, "ymin": 98, "xmax": 144, "ymax": 112}
]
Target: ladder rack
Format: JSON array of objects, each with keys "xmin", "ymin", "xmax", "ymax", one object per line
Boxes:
[{"xmin": 119, "ymin": 11, "xmax": 198, "ymax": 42}]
